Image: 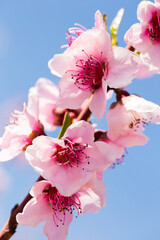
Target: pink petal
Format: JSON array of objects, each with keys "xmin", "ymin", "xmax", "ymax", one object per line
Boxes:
[
  {"xmin": 106, "ymin": 89, "xmax": 114, "ymax": 100},
  {"xmin": 43, "ymin": 212, "xmax": 73, "ymax": 240},
  {"xmin": 136, "ymin": 54, "xmax": 159, "ymax": 78},
  {"xmin": 48, "ymin": 53, "xmax": 75, "ymax": 77},
  {"xmin": 32, "ymin": 78, "xmax": 59, "ymax": 131},
  {"xmin": 30, "ymin": 180, "xmax": 50, "ymax": 198},
  {"xmin": 122, "ymin": 95, "xmax": 160, "ymax": 124},
  {"xmin": 94, "ymin": 141, "xmax": 123, "ymax": 169},
  {"xmin": 27, "ymin": 87, "xmax": 39, "ymax": 120},
  {"xmin": 38, "ymin": 102, "xmax": 57, "ymax": 131},
  {"xmin": 108, "ymin": 47, "xmax": 140, "ymax": 88},
  {"xmin": 16, "ymin": 197, "xmax": 51, "ymax": 227},
  {"xmin": 0, "ymin": 136, "xmax": 28, "ymax": 161},
  {"xmin": 78, "ymin": 173, "xmax": 106, "ymax": 214},
  {"xmin": 35, "ymin": 78, "xmax": 59, "ymax": 99},
  {"xmin": 106, "ymin": 103, "xmax": 131, "ymax": 141},
  {"xmin": 58, "ymin": 72, "xmax": 90, "ymax": 109},
  {"xmin": 26, "ymin": 136, "xmax": 61, "ymax": 170},
  {"xmin": 94, "ymin": 10, "xmax": 106, "ymax": 30},
  {"xmin": 104, "ymin": 139, "xmax": 124, "ymax": 159},
  {"xmin": 116, "ymin": 134, "xmax": 149, "ymax": 147},
  {"xmin": 137, "ymin": 1, "xmax": 157, "ymax": 22},
  {"xmin": 0, "ymin": 147, "xmax": 23, "ymax": 162},
  {"xmin": 146, "ymin": 44, "xmax": 160, "ymax": 67},
  {"xmin": 89, "ymin": 86, "xmax": 107, "ymax": 118},
  {"xmin": 43, "ymin": 164, "xmax": 92, "ymax": 196},
  {"xmin": 63, "ymin": 120, "xmax": 95, "ymax": 144}
]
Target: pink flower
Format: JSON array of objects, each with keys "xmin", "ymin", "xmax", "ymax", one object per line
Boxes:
[
  {"xmin": 16, "ymin": 174, "xmax": 106, "ymax": 240},
  {"xmin": 26, "ymin": 120, "xmax": 115, "ymax": 196},
  {"xmin": 106, "ymin": 94, "xmax": 160, "ymax": 148},
  {"xmin": 0, "ymin": 88, "xmax": 45, "ymax": 161},
  {"xmin": 49, "ymin": 28, "xmax": 140, "ymax": 118},
  {"xmin": 124, "ymin": 0, "xmax": 160, "ymax": 69}
]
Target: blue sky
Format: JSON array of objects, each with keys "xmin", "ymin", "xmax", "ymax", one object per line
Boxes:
[{"xmin": 0, "ymin": 0, "xmax": 160, "ymax": 239}]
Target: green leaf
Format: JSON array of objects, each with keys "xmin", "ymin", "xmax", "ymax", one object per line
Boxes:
[
  {"xmin": 110, "ymin": 8, "xmax": 124, "ymax": 47},
  {"xmin": 103, "ymin": 13, "xmax": 107, "ymax": 31},
  {"xmin": 58, "ymin": 112, "xmax": 72, "ymax": 139},
  {"xmin": 136, "ymin": 51, "xmax": 141, "ymax": 55}
]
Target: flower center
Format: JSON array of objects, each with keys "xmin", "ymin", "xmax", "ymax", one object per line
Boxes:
[
  {"xmin": 54, "ymin": 139, "xmax": 90, "ymax": 168},
  {"xmin": 127, "ymin": 114, "xmax": 148, "ymax": 133},
  {"xmin": 43, "ymin": 185, "xmax": 82, "ymax": 226},
  {"xmin": 22, "ymin": 121, "xmax": 45, "ymax": 151},
  {"xmin": 147, "ymin": 12, "xmax": 160, "ymax": 43},
  {"xmin": 70, "ymin": 51, "xmax": 107, "ymax": 92}
]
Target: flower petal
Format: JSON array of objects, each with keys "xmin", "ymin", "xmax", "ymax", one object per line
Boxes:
[
  {"xmin": 63, "ymin": 120, "xmax": 95, "ymax": 144},
  {"xmin": 137, "ymin": 1, "xmax": 157, "ymax": 22},
  {"xmin": 116, "ymin": 134, "xmax": 149, "ymax": 147},
  {"xmin": 89, "ymin": 87, "xmax": 107, "ymax": 118},
  {"xmin": 43, "ymin": 212, "xmax": 73, "ymax": 240},
  {"xmin": 79, "ymin": 173, "xmax": 106, "ymax": 214},
  {"xmin": 58, "ymin": 72, "xmax": 90, "ymax": 109},
  {"xmin": 108, "ymin": 47, "xmax": 140, "ymax": 88},
  {"xmin": 122, "ymin": 95, "xmax": 160, "ymax": 124},
  {"xmin": 16, "ymin": 197, "xmax": 51, "ymax": 227}
]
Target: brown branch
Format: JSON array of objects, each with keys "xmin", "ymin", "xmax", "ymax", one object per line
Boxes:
[
  {"xmin": 0, "ymin": 176, "xmax": 43, "ymax": 240},
  {"xmin": 126, "ymin": 45, "xmax": 135, "ymax": 52}
]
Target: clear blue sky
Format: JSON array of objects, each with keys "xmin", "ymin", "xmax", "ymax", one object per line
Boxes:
[{"xmin": 0, "ymin": 0, "xmax": 160, "ymax": 239}]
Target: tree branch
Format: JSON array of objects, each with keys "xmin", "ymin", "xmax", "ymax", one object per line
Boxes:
[{"xmin": 0, "ymin": 176, "xmax": 43, "ymax": 240}]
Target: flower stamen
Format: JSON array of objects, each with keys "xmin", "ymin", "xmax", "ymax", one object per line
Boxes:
[
  {"xmin": 147, "ymin": 12, "xmax": 160, "ymax": 43},
  {"xmin": 43, "ymin": 186, "xmax": 82, "ymax": 226},
  {"xmin": 68, "ymin": 51, "xmax": 107, "ymax": 92},
  {"xmin": 54, "ymin": 139, "xmax": 90, "ymax": 169}
]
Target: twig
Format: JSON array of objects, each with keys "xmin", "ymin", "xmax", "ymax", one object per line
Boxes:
[{"xmin": 0, "ymin": 176, "xmax": 43, "ymax": 240}]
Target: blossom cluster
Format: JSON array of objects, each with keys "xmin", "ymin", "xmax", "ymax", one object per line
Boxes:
[{"xmin": 0, "ymin": 3, "xmax": 160, "ymax": 240}]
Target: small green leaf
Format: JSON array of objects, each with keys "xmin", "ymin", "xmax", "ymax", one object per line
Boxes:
[
  {"xmin": 58, "ymin": 112, "xmax": 72, "ymax": 139},
  {"xmin": 136, "ymin": 51, "xmax": 141, "ymax": 55},
  {"xmin": 110, "ymin": 8, "xmax": 124, "ymax": 47},
  {"xmin": 103, "ymin": 13, "xmax": 107, "ymax": 31}
]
